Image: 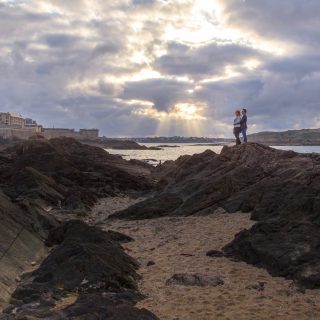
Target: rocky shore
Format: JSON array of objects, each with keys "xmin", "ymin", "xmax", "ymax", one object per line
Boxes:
[
  {"xmin": 0, "ymin": 137, "xmax": 158, "ymax": 319},
  {"xmin": 1, "ymin": 138, "xmax": 320, "ymax": 319},
  {"xmin": 111, "ymin": 143, "xmax": 320, "ymax": 288}
]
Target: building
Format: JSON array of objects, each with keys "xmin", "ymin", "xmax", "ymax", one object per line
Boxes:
[
  {"xmin": 42, "ymin": 128, "xmax": 99, "ymax": 140},
  {"xmin": 41, "ymin": 128, "xmax": 77, "ymax": 139},
  {"xmin": 0, "ymin": 111, "xmax": 99, "ymax": 140},
  {"xmin": 79, "ymin": 129, "xmax": 99, "ymax": 140},
  {"xmin": 0, "ymin": 112, "xmax": 25, "ymax": 128}
]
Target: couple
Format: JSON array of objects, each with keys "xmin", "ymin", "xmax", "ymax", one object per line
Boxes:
[{"xmin": 233, "ymin": 108, "xmax": 247, "ymax": 145}]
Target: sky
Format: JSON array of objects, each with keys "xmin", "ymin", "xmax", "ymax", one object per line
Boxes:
[{"xmin": 0, "ymin": 0, "xmax": 320, "ymax": 137}]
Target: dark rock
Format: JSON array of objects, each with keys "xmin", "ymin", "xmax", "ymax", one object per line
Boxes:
[
  {"xmin": 110, "ymin": 193, "xmax": 183, "ymax": 220},
  {"xmin": 2, "ymin": 220, "xmax": 158, "ymax": 319},
  {"xmin": 147, "ymin": 261, "xmax": 155, "ymax": 267},
  {"xmin": 113, "ymin": 143, "xmax": 320, "ymax": 221},
  {"xmin": 223, "ymin": 221, "xmax": 320, "ymax": 289},
  {"xmin": 206, "ymin": 250, "xmax": 224, "ymax": 258},
  {"xmin": 166, "ymin": 273, "xmax": 224, "ymax": 287}
]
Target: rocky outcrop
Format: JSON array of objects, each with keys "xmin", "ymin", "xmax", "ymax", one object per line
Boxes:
[
  {"xmin": 0, "ymin": 137, "xmax": 157, "ymax": 315},
  {"xmin": 111, "ymin": 143, "xmax": 320, "ymax": 288},
  {"xmin": 1, "ymin": 221, "xmax": 158, "ymax": 319},
  {"xmin": 2, "ymin": 137, "xmax": 154, "ymax": 214},
  {"xmin": 112, "ymin": 143, "xmax": 320, "ymax": 220},
  {"xmin": 223, "ymin": 221, "xmax": 320, "ymax": 289}
]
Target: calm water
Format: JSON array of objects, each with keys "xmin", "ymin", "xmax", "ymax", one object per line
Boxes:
[{"xmin": 105, "ymin": 143, "xmax": 320, "ymax": 165}]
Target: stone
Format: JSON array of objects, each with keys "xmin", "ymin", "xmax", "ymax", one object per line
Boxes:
[
  {"xmin": 245, "ymin": 282, "xmax": 265, "ymax": 291},
  {"xmin": 166, "ymin": 274, "xmax": 224, "ymax": 287}
]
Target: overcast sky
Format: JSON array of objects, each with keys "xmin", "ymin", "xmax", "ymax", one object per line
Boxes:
[{"xmin": 1, "ymin": 0, "xmax": 319, "ymax": 137}]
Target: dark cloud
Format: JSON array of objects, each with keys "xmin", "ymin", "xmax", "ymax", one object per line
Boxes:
[{"xmin": 121, "ymin": 78, "xmax": 192, "ymax": 111}]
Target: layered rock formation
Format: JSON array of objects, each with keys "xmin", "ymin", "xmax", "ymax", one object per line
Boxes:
[{"xmin": 111, "ymin": 143, "xmax": 320, "ymax": 288}]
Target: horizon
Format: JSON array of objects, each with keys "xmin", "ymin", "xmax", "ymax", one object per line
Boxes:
[{"xmin": 1, "ymin": 1, "xmax": 320, "ymax": 137}]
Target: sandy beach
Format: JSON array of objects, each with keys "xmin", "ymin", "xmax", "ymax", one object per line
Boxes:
[{"xmin": 91, "ymin": 197, "xmax": 320, "ymax": 320}]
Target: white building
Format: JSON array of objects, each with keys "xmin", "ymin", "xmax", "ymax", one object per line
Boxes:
[{"xmin": 0, "ymin": 112, "xmax": 25, "ymax": 128}]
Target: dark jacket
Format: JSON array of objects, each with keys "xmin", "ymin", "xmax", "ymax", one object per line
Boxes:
[{"xmin": 240, "ymin": 115, "xmax": 247, "ymax": 130}]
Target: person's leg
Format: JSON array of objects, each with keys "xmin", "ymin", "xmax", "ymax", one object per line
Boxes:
[
  {"xmin": 235, "ymin": 131, "xmax": 241, "ymax": 145},
  {"xmin": 242, "ymin": 129, "xmax": 247, "ymax": 143}
]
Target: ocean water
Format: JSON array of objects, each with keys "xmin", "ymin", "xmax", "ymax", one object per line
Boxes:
[{"xmin": 105, "ymin": 143, "xmax": 320, "ymax": 165}]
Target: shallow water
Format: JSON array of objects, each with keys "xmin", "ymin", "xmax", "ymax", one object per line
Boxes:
[{"xmin": 105, "ymin": 143, "xmax": 320, "ymax": 165}]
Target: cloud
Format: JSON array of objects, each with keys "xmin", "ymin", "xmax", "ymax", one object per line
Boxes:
[
  {"xmin": 0, "ymin": 0, "xmax": 319, "ymax": 137},
  {"xmin": 121, "ymin": 78, "xmax": 193, "ymax": 111},
  {"xmin": 154, "ymin": 41, "xmax": 262, "ymax": 79}
]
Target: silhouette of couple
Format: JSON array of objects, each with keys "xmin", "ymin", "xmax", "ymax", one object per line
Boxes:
[{"xmin": 233, "ymin": 109, "xmax": 247, "ymax": 145}]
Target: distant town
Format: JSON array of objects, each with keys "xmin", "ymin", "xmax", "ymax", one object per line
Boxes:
[
  {"xmin": 0, "ymin": 111, "xmax": 232, "ymax": 144},
  {"xmin": 0, "ymin": 112, "xmax": 99, "ymax": 140}
]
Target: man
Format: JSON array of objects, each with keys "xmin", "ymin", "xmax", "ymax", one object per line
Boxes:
[{"xmin": 240, "ymin": 108, "xmax": 248, "ymax": 143}]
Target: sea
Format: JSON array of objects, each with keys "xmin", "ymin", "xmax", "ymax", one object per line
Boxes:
[{"xmin": 105, "ymin": 143, "xmax": 320, "ymax": 166}]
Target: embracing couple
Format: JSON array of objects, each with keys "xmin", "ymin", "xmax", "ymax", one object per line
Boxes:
[{"xmin": 233, "ymin": 108, "xmax": 247, "ymax": 145}]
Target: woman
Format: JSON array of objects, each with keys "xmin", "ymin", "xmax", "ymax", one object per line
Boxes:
[{"xmin": 233, "ymin": 110, "xmax": 242, "ymax": 145}]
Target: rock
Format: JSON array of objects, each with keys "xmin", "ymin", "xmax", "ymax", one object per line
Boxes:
[
  {"xmin": 2, "ymin": 220, "xmax": 158, "ymax": 319},
  {"xmin": 206, "ymin": 250, "xmax": 224, "ymax": 258},
  {"xmin": 166, "ymin": 274, "xmax": 224, "ymax": 287},
  {"xmin": 110, "ymin": 143, "xmax": 320, "ymax": 289},
  {"xmin": 110, "ymin": 193, "xmax": 183, "ymax": 220},
  {"xmin": 147, "ymin": 261, "xmax": 155, "ymax": 267},
  {"xmin": 113, "ymin": 143, "xmax": 320, "ymax": 220},
  {"xmin": 223, "ymin": 221, "xmax": 320, "ymax": 289},
  {"xmin": 245, "ymin": 282, "xmax": 265, "ymax": 291}
]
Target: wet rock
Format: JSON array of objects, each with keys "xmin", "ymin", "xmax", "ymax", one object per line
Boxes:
[{"xmin": 166, "ymin": 274, "xmax": 224, "ymax": 287}]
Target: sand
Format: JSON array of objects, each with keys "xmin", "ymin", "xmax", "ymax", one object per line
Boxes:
[{"xmin": 91, "ymin": 197, "xmax": 320, "ymax": 320}]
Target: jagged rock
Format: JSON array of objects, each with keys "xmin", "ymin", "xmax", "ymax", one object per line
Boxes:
[
  {"xmin": 113, "ymin": 143, "xmax": 320, "ymax": 220},
  {"xmin": 166, "ymin": 273, "xmax": 224, "ymax": 287},
  {"xmin": 2, "ymin": 220, "xmax": 158, "ymax": 319},
  {"xmin": 223, "ymin": 221, "xmax": 320, "ymax": 289}
]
